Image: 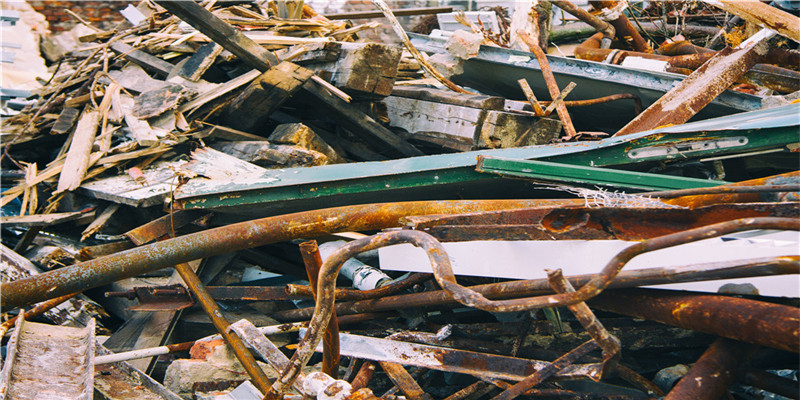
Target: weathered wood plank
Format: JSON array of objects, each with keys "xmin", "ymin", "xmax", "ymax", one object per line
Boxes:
[
  {"xmin": 56, "ymin": 108, "xmax": 101, "ymax": 193},
  {"xmin": 178, "ymin": 42, "xmax": 223, "ymax": 82},
  {"xmin": 308, "ymin": 42, "xmax": 402, "ymax": 99},
  {"xmin": 1, "ymin": 211, "xmax": 86, "ymax": 227},
  {"xmin": 50, "ymin": 107, "xmax": 81, "ymax": 135},
  {"xmin": 110, "ymin": 42, "xmax": 175, "ymax": 78}
]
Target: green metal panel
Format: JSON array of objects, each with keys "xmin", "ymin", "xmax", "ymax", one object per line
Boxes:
[{"xmin": 476, "ymin": 156, "xmax": 725, "ymax": 191}]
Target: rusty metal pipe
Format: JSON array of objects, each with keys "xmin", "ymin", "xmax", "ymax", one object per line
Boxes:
[
  {"xmin": 286, "ymin": 272, "xmax": 431, "ymax": 300},
  {"xmin": 647, "ymin": 184, "xmax": 800, "ymax": 199},
  {"xmin": 590, "ymin": 0, "xmax": 652, "ymax": 52},
  {"xmin": 1, "ymin": 199, "xmax": 558, "ymax": 311},
  {"xmin": 266, "ymin": 230, "xmax": 452, "ymax": 399},
  {"xmin": 589, "ymin": 288, "xmax": 800, "ymax": 353},
  {"xmin": 350, "ymin": 361, "xmax": 376, "ymax": 390},
  {"xmin": 548, "ymin": 93, "xmax": 643, "ymax": 114},
  {"xmin": 743, "ymin": 369, "xmax": 800, "ymax": 399},
  {"xmin": 173, "ymin": 262, "xmax": 274, "ymax": 394},
  {"xmin": 551, "ymin": 0, "xmax": 615, "ymax": 48},
  {"xmin": 664, "ymin": 338, "xmax": 757, "ymax": 400},
  {"xmin": 299, "ymin": 241, "xmax": 340, "ymax": 379},
  {"xmin": 430, "ymin": 218, "xmax": 799, "ymax": 313},
  {"xmin": 273, "ymin": 255, "xmax": 799, "ymax": 321}
]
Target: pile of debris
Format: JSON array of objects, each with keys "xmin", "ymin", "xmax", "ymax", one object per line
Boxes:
[{"xmin": 1, "ymin": 1, "xmax": 798, "ymax": 399}]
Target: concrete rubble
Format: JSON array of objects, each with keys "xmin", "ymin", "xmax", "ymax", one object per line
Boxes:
[{"xmin": 0, "ymin": 1, "xmax": 798, "ymax": 400}]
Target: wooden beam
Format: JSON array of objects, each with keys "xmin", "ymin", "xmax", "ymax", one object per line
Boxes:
[
  {"xmin": 703, "ymin": 0, "xmax": 800, "ymax": 43},
  {"xmin": 56, "ymin": 109, "xmax": 100, "ymax": 194},
  {"xmin": 154, "ymin": 0, "xmax": 278, "ymax": 72},
  {"xmin": 109, "ymin": 42, "xmax": 174, "ymax": 78}
]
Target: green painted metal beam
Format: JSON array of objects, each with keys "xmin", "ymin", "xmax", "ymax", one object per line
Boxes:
[{"xmin": 475, "ymin": 156, "xmax": 726, "ymax": 191}]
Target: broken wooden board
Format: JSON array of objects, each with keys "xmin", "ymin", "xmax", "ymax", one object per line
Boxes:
[
  {"xmin": 110, "ymin": 42, "xmax": 175, "ymax": 78},
  {"xmin": 78, "ymin": 160, "xmax": 188, "ymax": 207},
  {"xmin": 94, "ymin": 343, "xmax": 183, "ymax": 400},
  {"xmin": 307, "ymin": 42, "xmax": 402, "ymax": 99},
  {"xmin": 183, "ymin": 147, "xmax": 272, "ymax": 182},
  {"xmin": 276, "ymin": 41, "xmax": 342, "ymax": 65},
  {"xmin": 132, "ymin": 83, "xmax": 189, "ymax": 119},
  {"xmin": 118, "ymin": 94, "xmax": 162, "ymax": 145},
  {"xmin": 1, "ymin": 211, "xmax": 87, "ymax": 227},
  {"xmin": 50, "ymin": 107, "xmax": 80, "ymax": 135},
  {"xmin": 224, "ymin": 61, "xmax": 314, "ymax": 133},
  {"xmin": 383, "ymin": 88, "xmax": 561, "ymax": 150},
  {"xmin": 56, "ymin": 108, "xmax": 100, "ymax": 194},
  {"xmin": 211, "ymin": 141, "xmax": 328, "ymax": 167},
  {"xmin": 106, "ymin": 64, "xmax": 174, "ymax": 94},
  {"xmin": 0, "ymin": 316, "xmax": 95, "ymax": 400},
  {"xmin": 269, "ymin": 122, "xmax": 345, "ymax": 163},
  {"xmin": 177, "ymin": 42, "xmax": 223, "ymax": 82}
]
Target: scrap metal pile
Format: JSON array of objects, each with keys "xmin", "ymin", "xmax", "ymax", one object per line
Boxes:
[{"xmin": 0, "ymin": 1, "xmax": 798, "ymax": 399}]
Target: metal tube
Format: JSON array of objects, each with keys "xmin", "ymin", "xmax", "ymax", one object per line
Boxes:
[
  {"xmin": 172, "ymin": 262, "xmax": 274, "ymax": 394},
  {"xmin": 351, "ymin": 361, "xmax": 376, "ymax": 390},
  {"xmin": 589, "ymin": 288, "xmax": 800, "ymax": 353},
  {"xmin": 664, "ymin": 338, "xmax": 757, "ymax": 400},
  {"xmin": 743, "ymin": 369, "xmax": 800, "ymax": 399},
  {"xmin": 551, "ymin": 0, "xmax": 615, "ymax": 48},
  {"xmin": 491, "ymin": 340, "xmax": 600, "ymax": 400},
  {"xmin": 272, "ymin": 256, "xmax": 799, "ymax": 321},
  {"xmin": 590, "ymin": 0, "xmax": 652, "ymax": 52},
  {"xmin": 286, "ymin": 272, "xmax": 431, "ymax": 300},
  {"xmin": 300, "ymin": 241, "xmax": 340, "ymax": 379},
  {"xmin": 2, "ymin": 199, "xmax": 553, "ymax": 310}
]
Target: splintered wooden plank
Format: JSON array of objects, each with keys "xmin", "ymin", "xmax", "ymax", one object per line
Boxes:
[
  {"xmin": 178, "ymin": 42, "xmax": 223, "ymax": 82},
  {"xmin": 56, "ymin": 109, "xmax": 101, "ymax": 194},
  {"xmin": 78, "ymin": 160, "xmax": 188, "ymax": 207},
  {"xmin": 0, "ymin": 316, "xmax": 95, "ymax": 400},
  {"xmin": 110, "ymin": 42, "xmax": 174, "ymax": 78},
  {"xmin": 223, "ymin": 61, "xmax": 314, "ymax": 133},
  {"xmin": 1, "ymin": 211, "xmax": 86, "ymax": 227},
  {"xmin": 50, "ymin": 107, "xmax": 81, "ymax": 135}
]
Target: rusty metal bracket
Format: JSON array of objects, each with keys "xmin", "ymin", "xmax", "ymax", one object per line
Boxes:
[{"xmin": 105, "ymin": 284, "xmax": 194, "ymax": 311}]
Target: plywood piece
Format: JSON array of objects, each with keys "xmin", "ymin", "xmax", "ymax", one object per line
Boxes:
[
  {"xmin": 1, "ymin": 211, "xmax": 85, "ymax": 227},
  {"xmin": 78, "ymin": 160, "xmax": 188, "ymax": 207}
]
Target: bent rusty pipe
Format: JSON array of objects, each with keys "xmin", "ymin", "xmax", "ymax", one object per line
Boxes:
[
  {"xmin": 664, "ymin": 338, "xmax": 757, "ymax": 400},
  {"xmin": 428, "ymin": 217, "xmax": 799, "ymax": 313},
  {"xmin": 590, "ymin": 0, "xmax": 652, "ymax": 52},
  {"xmin": 265, "ymin": 230, "xmax": 452, "ymax": 399},
  {"xmin": 1, "ymin": 199, "xmax": 559, "ymax": 311},
  {"xmin": 299, "ymin": 241, "xmax": 339, "ymax": 379},
  {"xmin": 551, "ymin": 0, "xmax": 614, "ymax": 48},
  {"xmin": 539, "ymin": 93, "xmax": 644, "ymax": 114},
  {"xmin": 286, "ymin": 272, "xmax": 431, "ymax": 301}
]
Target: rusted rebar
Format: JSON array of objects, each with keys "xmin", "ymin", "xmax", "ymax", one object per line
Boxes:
[
  {"xmin": 273, "ymin": 255, "xmax": 799, "ymax": 321},
  {"xmin": 351, "ymin": 361, "xmax": 376, "ymax": 390},
  {"xmin": 548, "ymin": 269, "xmax": 620, "ymax": 377},
  {"xmin": 380, "ymin": 362, "xmax": 434, "ymax": 400},
  {"xmin": 173, "ymin": 262, "xmax": 274, "ymax": 394},
  {"xmin": 664, "ymin": 338, "xmax": 758, "ymax": 400},
  {"xmin": 518, "ymin": 29, "xmax": 578, "ymax": 140},
  {"xmin": 491, "ymin": 340, "xmax": 600, "ymax": 400},
  {"xmin": 300, "ymin": 240, "xmax": 340, "ymax": 379},
  {"xmin": 3, "ymin": 199, "xmax": 557, "ymax": 310},
  {"xmin": 551, "ymin": 0, "xmax": 615, "ymax": 48},
  {"xmin": 590, "ymin": 0, "xmax": 652, "ymax": 52}
]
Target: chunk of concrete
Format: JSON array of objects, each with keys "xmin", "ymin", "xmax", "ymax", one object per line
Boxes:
[
  {"xmin": 428, "ymin": 53, "xmax": 464, "ymax": 78},
  {"xmin": 445, "ymin": 29, "xmax": 484, "ymax": 60},
  {"xmin": 269, "ymin": 123, "xmax": 345, "ymax": 164}
]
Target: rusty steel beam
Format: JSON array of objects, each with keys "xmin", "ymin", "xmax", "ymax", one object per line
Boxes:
[
  {"xmin": 664, "ymin": 338, "xmax": 757, "ymax": 400},
  {"xmin": 300, "ymin": 240, "xmax": 340, "ymax": 379},
  {"xmin": 272, "ymin": 255, "xmax": 799, "ymax": 321},
  {"xmin": 590, "ymin": 1, "xmax": 652, "ymax": 52},
  {"xmin": 589, "ymin": 288, "xmax": 800, "ymax": 353},
  {"xmin": 1, "ymin": 199, "xmax": 555, "ymax": 310},
  {"xmin": 615, "ymin": 28, "xmax": 774, "ymax": 136}
]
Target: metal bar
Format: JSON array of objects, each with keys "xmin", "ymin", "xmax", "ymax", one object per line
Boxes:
[
  {"xmin": 615, "ymin": 28, "xmax": 775, "ymax": 136},
  {"xmin": 300, "ymin": 240, "xmax": 340, "ymax": 379},
  {"xmin": 351, "ymin": 361, "xmax": 376, "ymax": 390},
  {"xmin": 517, "ymin": 79, "xmax": 545, "ymax": 116},
  {"xmin": 548, "ymin": 269, "xmax": 620, "ymax": 377},
  {"xmin": 273, "ymin": 255, "xmax": 799, "ymax": 321},
  {"xmin": 172, "ymin": 262, "xmax": 274, "ymax": 394},
  {"xmin": 491, "ymin": 340, "xmax": 600, "ymax": 400},
  {"xmin": 543, "ymin": 81, "xmax": 577, "ymax": 116},
  {"xmin": 664, "ymin": 338, "xmax": 756, "ymax": 400},
  {"xmin": 517, "ymin": 30, "xmax": 578, "ymax": 139},
  {"xmin": 286, "ymin": 272, "xmax": 432, "ymax": 300},
  {"xmin": 589, "ymin": 288, "xmax": 800, "ymax": 353},
  {"xmin": 379, "ymin": 362, "xmax": 433, "ymax": 400},
  {"xmin": 743, "ymin": 369, "xmax": 800, "ymax": 399},
  {"xmin": 309, "ymin": 331, "xmax": 603, "ymax": 382},
  {"xmin": 2, "ymin": 199, "xmax": 546, "ymax": 310},
  {"xmin": 475, "ymin": 156, "xmax": 725, "ymax": 191},
  {"xmin": 228, "ymin": 319, "xmax": 307, "ymax": 393},
  {"xmin": 648, "ymin": 184, "xmax": 800, "ymax": 199},
  {"xmin": 590, "ymin": 1, "xmax": 652, "ymax": 52},
  {"xmin": 154, "ymin": 0, "xmax": 278, "ymax": 71},
  {"xmin": 551, "ymin": 0, "xmax": 615, "ymax": 47}
]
